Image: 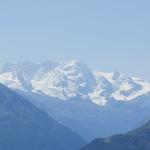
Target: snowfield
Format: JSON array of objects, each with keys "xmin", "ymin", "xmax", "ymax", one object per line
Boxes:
[{"xmin": 0, "ymin": 60, "xmax": 150, "ymax": 141}]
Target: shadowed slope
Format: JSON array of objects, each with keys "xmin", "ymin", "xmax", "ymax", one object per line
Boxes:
[{"xmin": 0, "ymin": 84, "xmax": 86, "ymax": 150}]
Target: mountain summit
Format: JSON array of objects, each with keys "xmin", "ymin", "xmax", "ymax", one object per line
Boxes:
[
  {"xmin": 0, "ymin": 60, "xmax": 149, "ymax": 104},
  {"xmin": 0, "ymin": 60, "xmax": 150, "ymax": 141}
]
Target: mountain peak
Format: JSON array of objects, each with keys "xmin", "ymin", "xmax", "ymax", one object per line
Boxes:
[
  {"xmin": 112, "ymin": 70, "xmax": 120, "ymax": 80},
  {"xmin": 0, "ymin": 60, "xmax": 150, "ymax": 104},
  {"xmin": 62, "ymin": 60, "xmax": 90, "ymax": 71},
  {"xmin": 2, "ymin": 61, "xmax": 36, "ymax": 72}
]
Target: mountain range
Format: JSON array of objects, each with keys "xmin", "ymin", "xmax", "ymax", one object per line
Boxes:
[{"xmin": 0, "ymin": 60, "xmax": 150, "ymax": 141}]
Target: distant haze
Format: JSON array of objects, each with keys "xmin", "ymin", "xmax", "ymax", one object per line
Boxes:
[{"xmin": 0, "ymin": 0, "xmax": 150, "ymax": 80}]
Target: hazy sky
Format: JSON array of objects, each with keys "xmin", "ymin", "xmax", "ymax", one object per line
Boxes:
[{"xmin": 0, "ymin": 0, "xmax": 150, "ymax": 80}]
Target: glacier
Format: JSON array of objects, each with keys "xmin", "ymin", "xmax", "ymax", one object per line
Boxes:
[
  {"xmin": 0, "ymin": 60, "xmax": 150, "ymax": 141},
  {"xmin": 0, "ymin": 60, "xmax": 149, "ymax": 104}
]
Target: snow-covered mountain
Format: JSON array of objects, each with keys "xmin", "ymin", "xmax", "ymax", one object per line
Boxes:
[
  {"xmin": 0, "ymin": 60, "xmax": 150, "ymax": 105},
  {"xmin": 0, "ymin": 60, "xmax": 150, "ymax": 141}
]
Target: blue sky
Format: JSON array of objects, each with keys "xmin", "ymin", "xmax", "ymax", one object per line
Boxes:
[{"xmin": 0, "ymin": 0, "xmax": 150, "ymax": 79}]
